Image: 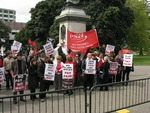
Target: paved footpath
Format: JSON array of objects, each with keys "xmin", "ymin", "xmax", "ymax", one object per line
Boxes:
[{"xmin": 0, "ymin": 66, "xmax": 150, "ymax": 113}]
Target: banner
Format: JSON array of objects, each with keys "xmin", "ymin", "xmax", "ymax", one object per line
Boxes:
[
  {"xmin": 121, "ymin": 48, "xmax": 132, "ymax": 54},
  {"xmin": 11, "ymin": 40, "xmax": 22, "ymax": 53},
  {"xmin": 44, "ymin": 63, "xmax": 55, "ymax": 81},
  {"xmin": 105, "ymin": 44, "xmax": 115, "ymax": 55},
  {"xmin": 67, "ymin": 29, "xmax": 99, "ymax": 51},
  {"xmin": 0, "ymin": 67, "xmax": 4, "ymax": 84},
  {"xmin": 43, "ymin": 42, "xmax": 54, "ymax": 55},
  {"xmin": 62, "ymin": 64, "xmax": 73, "ymax": 79},
  {"xmin": 109, "ymin": 62, "xmax": 118, "ymax": 75},
  {"xmin": 13, "ymin": 74, "xmax": 26, "ymax": 92},
  {"xmin": 123, "ymin": 54, "xmax": 133, "ymax": 67},
  {"xmin": 85, "ymin": 60, "xmax": 96, "ymax": 74}
]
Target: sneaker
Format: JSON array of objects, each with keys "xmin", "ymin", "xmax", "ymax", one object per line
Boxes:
[{"xmin": 41, "ymin": 99, "xmax": 44, "ymax": 102}]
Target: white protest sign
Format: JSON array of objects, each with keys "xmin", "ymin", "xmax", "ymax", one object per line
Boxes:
[
  {"xmin": 44, "ymin": 63, "xmax": 55, "ymax": 81},
  {"xmin": 109, "ymin": 62, "xmax": 118, "ymax": 75},
  {"xmin": 0, "ymin": 67, "xmax": 4, "ymax": 84},
  {"xmin": 43, "ymin": 42, "xmax": 54, "ymax": 55},
  {"xmin": 11, "ymin": 40, "xmax": 22, "ymax": 53},
  {"xmin": 123, "ymin": 54, "xmax": 133, "ymax": 67},
  {"xmin": 63, "ymin": 64, "xmax": 73, "ymax": 79},
  {"xmin": 85, "ymin": 60, "xmax": 96, "ymax": 74},
  {"xmin": 105, "ymin": 44, "xmax": 115, "ymax": 55}
]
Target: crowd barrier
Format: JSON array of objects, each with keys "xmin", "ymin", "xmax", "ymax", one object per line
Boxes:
[{"xmin": 0, "ymin": 78, "xmax": 150, "ymax": 113}]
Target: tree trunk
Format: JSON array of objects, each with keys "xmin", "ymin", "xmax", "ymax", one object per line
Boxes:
[{"xmin": 139, "ymin": 48, "xmax": 143, "ymax": 55}]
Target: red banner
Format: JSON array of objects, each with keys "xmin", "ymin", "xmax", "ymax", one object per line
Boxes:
[
  {"xmin": 67, "ymin": 29, "xmax": 99, "ymax": 51},
  {"xmin": 121, "ymin": 48, "xmax": 132, "ymax": 54}
]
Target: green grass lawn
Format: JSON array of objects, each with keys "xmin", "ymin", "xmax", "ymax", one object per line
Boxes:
[{"xmin": 133, "ymin": 55, "xmax": 150, "ymax": 65}]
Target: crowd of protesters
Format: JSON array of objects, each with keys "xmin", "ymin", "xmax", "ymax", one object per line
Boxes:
[{"xmin": 0, "ymin": 42, "xmax": 134, "ymax": 104}]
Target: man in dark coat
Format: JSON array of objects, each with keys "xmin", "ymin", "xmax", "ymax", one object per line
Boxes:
[
  {"xmin": 37, "ymin": 56, "xmax": 47, "ymax": 102},
  {"xmin": 11, "ymin": 52, "xmax": 27, "ymax": 104},
  {"xmin": 58, "ymin": 40, "xmax": 70, "ymax": 63}
]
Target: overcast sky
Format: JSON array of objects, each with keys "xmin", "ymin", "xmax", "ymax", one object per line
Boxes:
[{"xmin": 0, "ymin": 0, "xmax": 43, "ymax": 23}]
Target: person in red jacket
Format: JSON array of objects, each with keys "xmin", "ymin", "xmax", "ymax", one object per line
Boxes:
[{"xmin": 62, "ymin": 55, "xmax": 76, "ymax": 95}]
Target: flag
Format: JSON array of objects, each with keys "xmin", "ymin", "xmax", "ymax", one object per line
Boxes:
[
  {"xmin": 121, "ymin": 48, "xmax": 132, "ymax": 54},
  {"xmin": 67, "ymin": 29, "xmax": 99, "ymax": 52},
  {"xmin": 27, "ymin": 39, "xmax": 37, "ymax": 54},
  {"xmin": 28, "ymin": 39, "xmax": 33, "ymax": 45}
]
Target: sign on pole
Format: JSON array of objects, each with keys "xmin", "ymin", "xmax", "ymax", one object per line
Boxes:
[
  {"xmin": 43, "ymin": 42, "xmax": 54, "ymax": 55},
  {"xmin": 11, "ymin": 40, "xmax": 22, "ymax": 53},
  {"xmin": 44, "ymin": 63, "xmax": 55, "ymax": 81},
  {"xmin": 105, "ymin": 44, "xmax": 115, "ymax": 55}
]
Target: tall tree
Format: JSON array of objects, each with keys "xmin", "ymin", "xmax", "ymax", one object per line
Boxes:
[
  {"xmin": 126, "ymin": 0, "xmax": 150, "ymax": 55},
  {"xmin": 0, "ymin": 20, "xmax": 11, "ymax": 49},
  {"xmin": 84, "ymin": 0, "xmax": 134, "ymax": 52}
]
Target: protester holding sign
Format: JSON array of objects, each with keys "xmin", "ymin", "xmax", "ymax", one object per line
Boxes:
[
  {"xmin": 54, "ymin": 56, "xmax": 64, "ymax": 90},
  {"xmin": 122, "ymin": 53, "xmax": 134, "ymax": 86},
  {"xmin": 63, "ymin": 55, "xmax": 76, "ymax": 95},
  {"xmin": 28, "ymin": 58, "xmax": 38, "ymax": 101},
  {"xmin": 11, "ymin": 52, "xmax": 27, "ymax": 104},
  {"xmin": 81, "ymin": 53, "xmax": 96, "ymax": 91}
]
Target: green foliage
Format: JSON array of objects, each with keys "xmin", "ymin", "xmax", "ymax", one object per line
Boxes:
[
  {"xmin": 84, "ymin": 0, "xmax": 134, "ymax": 52},
  {"xmin": 15, "ymin": 0, "xmax": 134, "ymax": 52},
  {"xmin": 0, "ymin": 20, "xmax": 11, "ymax": 48},
  {"xmin": 126, "ymin": 0, "xmax": 150, "ymax": 54}
]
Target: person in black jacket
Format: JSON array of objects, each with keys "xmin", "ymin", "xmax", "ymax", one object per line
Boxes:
[
  {"xmin": 28, "ymin": 58, "xmax": 38, "ymax": 101},
  {"xmin": 99, "ymin": 56, "xmax": 110, "ymax": 91},
  {"xmin": 37, "ymin": 56, "xmax": 47, "ymax": 102},
  {"xmin": 58, "ymin": 40, "xmax": 70, "ymax": 63}
]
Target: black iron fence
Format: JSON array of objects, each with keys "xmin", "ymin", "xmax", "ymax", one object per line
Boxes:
[
  {"xmin": 0, "ymin": 87, "xmax": 87, "ymax": 113},
  {"xmin": 89, "ymin": 78, "xmax": 150, "ymax": 113},
  {"xmin": 0, "ymin": 78, "xmax": 150, "ymax": 113}
]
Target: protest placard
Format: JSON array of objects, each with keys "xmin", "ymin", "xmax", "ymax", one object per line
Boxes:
[
  {"xmin": 43, "ymin": 42, "xmax": 54, "ymax": 55},
  {"xmin": 14, "ymin": 74, "xmax": 26, "ymax": 92},
  {"xmin": 123, "ymin": 54, "xmax": 133, "ymax": 67},
  {"xmin": 63, "ymin": 64, "xmax": 73, "ymax": 79},
  {"xmin": 11, "ymin": 40, "xmax": 22, "ymax": 53},
  {"xmin": 109, "ymin": 62, "xmax": 118, "ymax": 75},
  {"xmin": 0, "ymin": 67, "xmax": 4, "ymax": 84},
  {"xmin": 44, "ymin": 63, "xmax": 55, "ymax": 81},
  {"xmin": 85, "ymin": 60, "xmax": 96, "ymax": 74},
  {"xmin": 105, "ymin": 44, "xmax": 115, "ymax": 55}
]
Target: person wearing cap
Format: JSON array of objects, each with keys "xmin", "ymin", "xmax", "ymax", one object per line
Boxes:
[
  {"xmin": 58, "ymin": 40, "xmax": 70, "ymax": 63},
  {"xmin": 11, "ymin": 51, "xmax": 27, "ymax": 104},
  {"xmin": 3, "ymin": 50, "xmax": 14, "ymax": 90}
]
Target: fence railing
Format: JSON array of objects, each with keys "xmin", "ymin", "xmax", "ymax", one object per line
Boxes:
[
  {"xmin": 0, "ymin": 78, "xmax": 150, "ymax": 113},
  {"xmin": 89, "ymin": 78, "xmax": 150, "ymax": 113},
  {"xmin": 0, "ymin": 87, "xmax": 87, "ymax": 113}
]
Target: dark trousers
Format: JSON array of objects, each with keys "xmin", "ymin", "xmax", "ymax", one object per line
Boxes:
[
  {"xmin": 84, "ymin": 74, "xmax": 94, "ymax": 90},
  {"xmin": 13, "ymin": 91, "xmax": 24, "ymax": 101},
  {"xmin": 122, "ymin": 70, "xmax": 130, "ymax": 85},
  {"xmin": 100, "ymin": 73, "xmax": 109, "ymax": 91},
  {"xmin": 30, "ymin": 89, "xmax": 36, "ymax": 100},
  {"xmin": 54, "ymin": 73, "xmax": 62, "ymax": 90},
  {"xmin": 39, "ymin": 80, "xmax": 46, "ymax": 99},
  {"xmin": 5, "ymin": 70, "xmax": 13, "ymax": 89}
]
